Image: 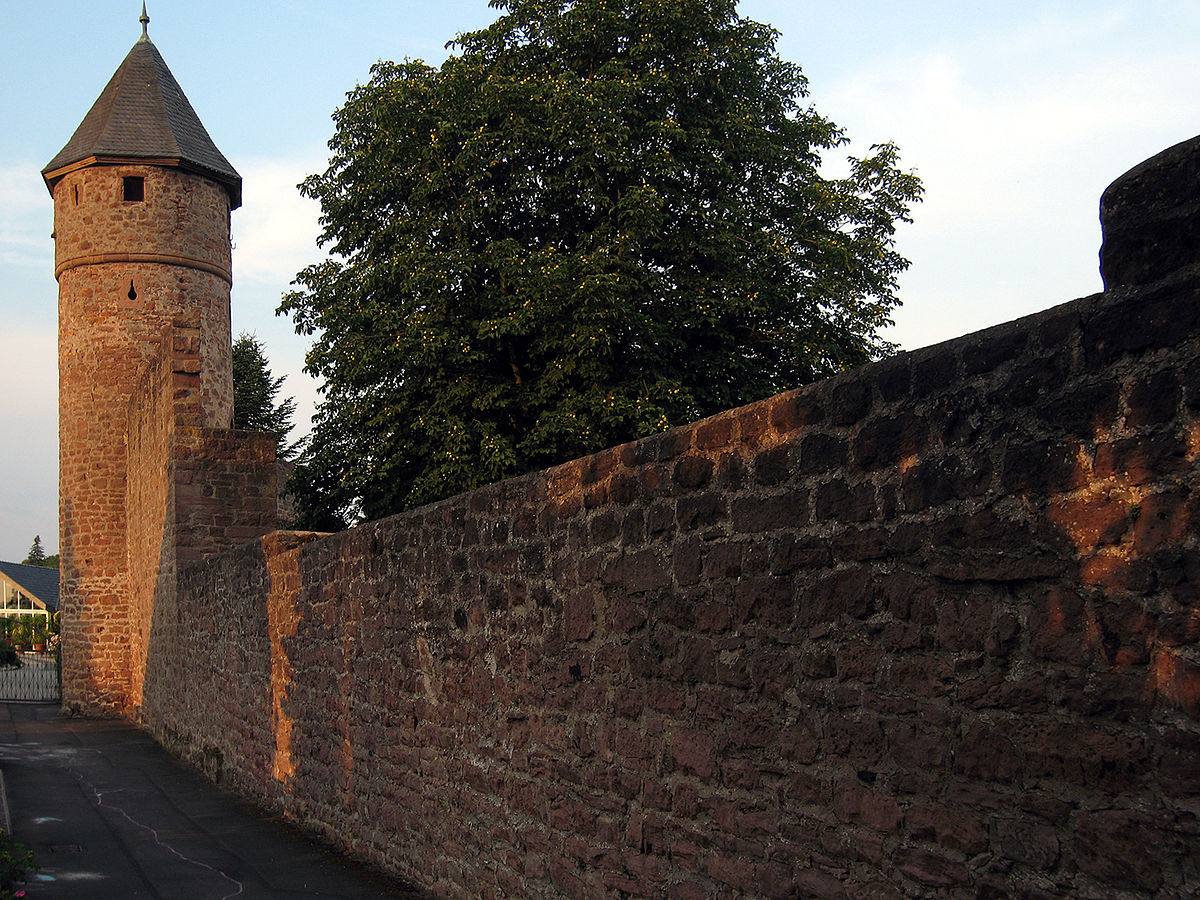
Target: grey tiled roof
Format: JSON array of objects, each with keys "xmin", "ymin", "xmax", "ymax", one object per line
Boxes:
[
  {"xmin": 0, "ymin": 562, "xmax": 59, "ymax": 613},
  {"xmin": 43, "ymin": 35, "xmax": 241, "ymax": 207}
]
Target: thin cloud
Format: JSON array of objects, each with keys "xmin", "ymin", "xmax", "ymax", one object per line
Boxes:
[
  {"xmin": 816, "ymin": 16, "xmax": 1200, "ymax": 352},
  {"xmin": 0, "ymin": 164, "xmax": 53, "ymax": 269},
  {"xmin": 231, "ymin": 152, "xmax": 327, "ymax": 288}
]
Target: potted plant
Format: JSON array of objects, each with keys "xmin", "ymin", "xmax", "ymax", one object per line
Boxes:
[
  {"xmin": 31, "ymin": 621, "xmax": 47, "ymax": 653},
  {"xmin": 10, "ymin": 621, "xmax": 30, "ymax": 652}
]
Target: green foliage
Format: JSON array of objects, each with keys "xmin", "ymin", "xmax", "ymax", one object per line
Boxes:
[
  {"xmin": 0, "ymin": 615, "xmax": 49, "ymax": 650},
  {"xmin": 0, "ymin": 828, "xmax": 34, "ymax": 898},
  {"xmin": 232, "ymin": 333, "xmax": 299, "ymax": 460},
  {"xmin": 281, "ymin": 0, "xmax": 921, "ymax": 526},
  {"xmin": 8, "ymin": 621, "xmax": 30, "ymax": 650},
  {"xmin": 21, "ymin": 536, "xmax": 57, "ymax": 570},
  {"xmin": 21, "ymin": 537, "xmax": 44, "ymax": 566}
]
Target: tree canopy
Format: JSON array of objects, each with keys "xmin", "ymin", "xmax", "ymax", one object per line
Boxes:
[
  {"xmin": 231, "ymin": 333, "xmax": 299, "ymax": 460},
  {"xmin": 280, "ymin": 0, "xmax": 922, "ymax": 528},
  {"xmin": 21, "ymin": 536, "xmax": 57, "ymax": 568},
  {"xmin": 22, "ymin": 536, "xmax": 45, "ymax": 566}
]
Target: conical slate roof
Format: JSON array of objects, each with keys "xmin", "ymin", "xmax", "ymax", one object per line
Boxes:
[{"xmin": 42, "ymin": 34, "xmax": 242, "ymax": 208}]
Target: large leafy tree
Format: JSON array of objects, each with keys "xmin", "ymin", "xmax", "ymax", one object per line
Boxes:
[
  {"xmin": 281, "ymin": 0, "xmax": 921, "ymax": 527},
  {"xmin": 232, "ymin": 333, "xmax": 299, "ymax": 460}
]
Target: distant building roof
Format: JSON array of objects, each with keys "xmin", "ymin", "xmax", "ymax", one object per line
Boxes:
[
  {"xmin": 0, "ymin": 562, "xmax": 60, "ymax": 613},
  {"xmin": 42, "ymin": 33, "xmax": 241, "ymax": 208}
]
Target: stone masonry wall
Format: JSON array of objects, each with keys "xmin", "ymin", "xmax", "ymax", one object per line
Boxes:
[
  {"xmin": 56, "ymin": 163, "xmax": 235, "ymax": 713},
  {"xmin": 125, "ymin": 320, "xmax": 190, "ymax": 713},
  {"xmin": 142, "ymin": 269, "xmax": 1200, "ymax": 898},
  {"xmin": 120, "ymin": 318, "xmax": 279, "ymax": 717},
  {"xmin": 54, "ymin": 165, "xmax": 235, "ymax": 431},
  {"xmin": 171, "ymin": 427, "xmax": 279, "ymax": 570}
]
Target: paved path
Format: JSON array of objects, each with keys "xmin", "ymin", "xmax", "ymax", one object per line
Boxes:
[{"xmin": 0, "ymin": 703, "xmax": 429, "ymax": 899}]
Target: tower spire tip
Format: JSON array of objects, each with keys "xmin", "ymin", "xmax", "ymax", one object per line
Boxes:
[{"xmin": 139, "ymin": 2, "xmax": 149, "ymax": 39}]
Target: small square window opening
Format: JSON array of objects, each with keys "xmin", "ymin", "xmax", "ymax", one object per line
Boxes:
[{"xmin": 123, "ymin": 176, "xmax": 145, "ymax": 202}]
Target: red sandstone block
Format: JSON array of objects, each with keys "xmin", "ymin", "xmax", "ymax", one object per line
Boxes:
[
  {"xmin": 731, "ymin": 495, "xmax": 805, "ymax": 533},
  {"xmin": 674, "ymin": 455, "xmax": 714, "ymax": 490},
  {"xmin": 642, "ymin": 428, "xmax": 692, "ymax": 463},
  {"xmin": 936, "ymin": 590, "xmax": 993, "ymax": 652},
  {"xmin": 600, "ymin": 871, "xmax": 644, "ymax": 895},
  {"xmin": 715, "ymin": 450, "xmax": 748, "ymax": 490},
  {"xmin": 637, "ymin": 778, "xmax": 670, "ymax": 813},
  {"xmin": 695, "ymin": 417, "xmax": 733, "ymax": 450},
  {"xmin": 713, "ymin": 657, "xmax": 752, "ymax": 690},
  {"xmin": 626, "ymin": 548, "xmax": 675, "ymax": 592},
  {"xmin": 1159, "ymin": 727, "xmax": 1200, "ymax": 796},
  {"xmin": 547, "ymin": 857, "xmax": 590, "ymax": 898},
  {"xmin": 885, "ymin": 721, "xmax": 948, "ymax": 770},
  {"xmin": 834, "ymin": 642, "xmax": 881, "ymax": 682},
  {"xmin": 694, "ymin": 600, "xmax": 732, "ymax": 634},
  {"xmin": 733, "ymin": 576, "xmax": 793, "ymax": 628},
  {"xmin": 833, "ymin": 781, "xmax": 902, "ymax": 832},
  {"xmin": 954, "ymin": 721, "xmax": 1020, "ymax": 783},
  {"xmin": 646, "ymin": 682, "xmax": 687, "ymax": 715},
  {"xmin": 612, "ymin": 770, "xmax": 642, "ymax": 801},
  {"xmin": 716, "ymin": 758, "xmax": 760, "ymax": 791},
  {"xmin": 1014, "ymin": 791, "xmax": 1073, "ymax": 829},
  {"xmin": 580, "ymin": 448, "xmax": 619, "ymax": 486},
  {"xmin": 721, "ymin": 708, "xmax": 774, "ymax": 753},
  {"xmin": 793, "ymin": 866, "xmax": 848, "ymax": 899},
  {"xmin": 665, "ymin": 880, "xmax": 708, "ymax": 900},
  {"xmin": 992, "ymin": 818, "xmax": 1061, "ymax": 870},
  {"xmin": 1028, "ymin": 587, "xmax": 1098, "ymax": 665},
  {"xmin": 706, "ymin": 852, "xmax": 758, "ymax": 893},
  {"xmin": 622, "ymin": 850, "xmax": 667, "ymax": 883},
  {"xmin": 612, "ymin": 727, "xmax": 653, "ymax": 764},
  {"xmin": 563, "ymin": 590, "xmax": 595, "ymax": 641},
  {"xmin": 495, "ymin": 867, "xmax": 525, "ymax": 896},
  {"xmin": 582, "ymin": 481, "xmax": 608, "ymax": 509},
  {"xmin": 668, "ymin": 835, "xmax": 703, "ymax": 870},
  {"xmin": 670, "ymin": 538, "xmax": 702, "ymax": 587},
  {"xmin": 671, "ymin": 783, "xmax": 701, "ymax": 819},
  {"xmin": 608, "ymin": 473, "xmax": 638, "ymax": 505},
  {"xmin": 702, "ymin": 543, "xmax": 743, "ymax": 579},
  {"xmin": 1094, "ymin": 433, "xmax": 1189, "ymax": 486},
  {"xmin": 776, "ymin": 721, "xmax": 818, "ymax": 765},
  {"xmin": 1131, "ymin": 488, "xmax": 1192, "ymax": 553},
  {"xmin": 896, "ymin": 847, "xmax": 968, "ymax": 887},
  {"xmin": 671, "ymin": 729, "xmax": 715, "ymax": 779},
  {"xmin": 1047, "ymin": 493, "xmax": 1132, "ymax": 552},
  {"xmin": 703, "ymin": 797, "xmax": 745, "ymax": 836},
  {"xmin": 770, "ymin": 533, "xmax": 832, "ymax": 574},
  {"xmin": 767, "ymin": 393, "xmax": 803, "ymax": 433},
  {"xmin": 676, "ymin": 493, "xmax": 725, "ymax": 531},
  {"xmin": 1073, "ymin": 809, "xmax": 1166, "ymax": 892},
  {"xmin": 735, "ymin": 810, "xmax": 777, "ymax": 838},
  {"xmin": 1017, "ymin": 720, "xmax": 1150, "ymax": 790}
]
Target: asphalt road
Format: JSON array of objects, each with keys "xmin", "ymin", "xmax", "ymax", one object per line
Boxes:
[{"xmin": 0, "ymin": 703, "xmax": 430, "ymax": 899}]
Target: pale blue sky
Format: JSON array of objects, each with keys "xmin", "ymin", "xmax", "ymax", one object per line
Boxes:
[{"xmin": 2, "ymin": 1, "xmax": 1198, "ymax": 559}]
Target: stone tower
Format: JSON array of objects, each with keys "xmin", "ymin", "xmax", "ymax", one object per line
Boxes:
[{"xmin": 43, "ymin": 9, "xmax": 243, "ymax": 714}]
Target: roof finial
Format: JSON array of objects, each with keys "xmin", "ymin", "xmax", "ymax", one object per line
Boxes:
[{"xmin": 139, "ymin": 2, "xmax": 150, "ymax": 39}]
